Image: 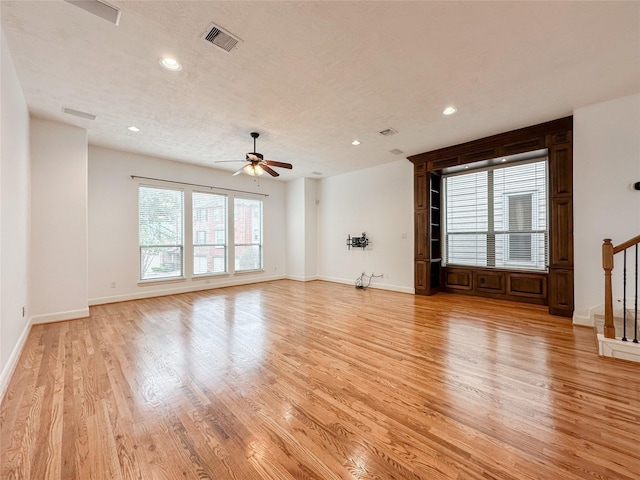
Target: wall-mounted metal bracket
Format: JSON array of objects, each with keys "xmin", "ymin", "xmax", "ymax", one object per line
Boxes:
[{"xmin": 347, "ymin": 232, "xmax": 369, "ymax": 250}]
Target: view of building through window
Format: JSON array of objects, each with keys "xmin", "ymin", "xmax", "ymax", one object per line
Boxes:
[
  {"xmin": 443, "ymin": 159, "xmax": 548, "ymax": 270},
  {"xmin": 138, "ymin": 186, "xmax": 184, "ymax": 280},
  {"xmin": 193, "ymin": 192, "xmax": 227, "ymax": 275},
  {"xmin": 138, "ymin": 185, "xmax": 263, "ymax": 280},
  {"xmin": 234, "ymin": 197, "xmax": 263, "ymax": 271}
]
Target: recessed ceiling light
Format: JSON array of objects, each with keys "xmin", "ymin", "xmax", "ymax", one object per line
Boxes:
[
  {"xmin": 443, "ymin": 106, "xmax": 457, "ymax": 115},
  {"xmin": 352, "ymin": 140, "xmax": 361, "ymax": 146},
  {"xmin": 159, "ymin": 57, "xmax": 182, "ymax": 71},
  {"xmin": 128, "ymin": 126, "xmax": 140, "ymax": 132}
]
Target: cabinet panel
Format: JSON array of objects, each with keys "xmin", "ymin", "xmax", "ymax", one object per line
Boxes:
[
  {"xmin": 415, "ymin": 211, "xmax": 428, "ymax": 259},
  {"xmin": 444, "ymin": 268, "xmax": 473, "ymax": 290},
  {"xmin": 462, "ymin": 148, "xmax": 498, "ymax": 164},
  {"xmin": 429, "ymin": 156, "xmax": 459, "ymax": 170},
  {"xmin": 547, "ymin": 131, "xmax": 572, "ymax": 145},
  {"xmin": 415, "ymin": 261, "xmax": 428, "ymax": 294},
  {"xmin": 508, "ymin": 272, "xmax": 547, "ymax": 299},
  {"xmin": 548, "ymin": 268, "xmax": 573, "ymax": 316},
  {"xmin": 475, "ymin": 270, "xmax": 505, "ymax": 294},
  {"xmin": 550, "ymin": 144, "xmax": 573, "ymax": 196},
  {"xmin": 415, "ymin": 171, "xmax": 428, "ymax": 209},
  {"xmin": 500, "ymin": 137, "xmax": 545, "ymax": 156},
  {"xmin": 550, "ymin": 198, "xmax": 573, "ymax": 266}
]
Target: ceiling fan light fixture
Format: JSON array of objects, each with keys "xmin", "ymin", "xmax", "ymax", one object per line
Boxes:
[{"xmin": 244, "ymin": 163, "xmax": 264, "ymax": 176}]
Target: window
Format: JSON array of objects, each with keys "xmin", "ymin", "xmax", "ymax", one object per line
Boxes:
[
  {"xmin": 138, "ymin": 186, "xmax": 184, "ymax": 280},
  {"xmin": 193, "ymin": 192, "xmax": 227, "ymax": 275},
  {"xmin": 443, "ymin": 158, "xmax": 548, "ymax": 270},
  {"xmin": 138, "ymin": 185, "xmax": 265, "ymax": 281},
  {"xmin": 234, "ymin": 198, "xmax": 262, "ymax": 271}
]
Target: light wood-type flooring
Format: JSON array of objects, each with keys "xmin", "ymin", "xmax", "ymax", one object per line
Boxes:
[{"xmin": 1, "ymin": 280, "xmax": 639, "ymax": 479}]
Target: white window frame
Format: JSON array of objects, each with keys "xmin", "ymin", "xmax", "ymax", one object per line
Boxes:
[
  {"xmin": 138, "ymin": 185, "xmax": 185, "ymax": 281},
  {"xmin": 192, "ymin": 190, "xmax": 228, "ymax": 277},
  {"xmin": 233, "ymin": 197, "xmax": 263, "ymax": 272}
]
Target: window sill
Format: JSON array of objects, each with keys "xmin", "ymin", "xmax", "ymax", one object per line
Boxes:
[
  {"xmin": 193, "ymin": 272, "xmax": 230, "ymax": 280},
  {"xmin": 234, "ymin": 269, "xmax": 264, "ymax": 275},
  {"xmin": 138, "ymin": 277, "xmax": 186, "ymax": 286}
]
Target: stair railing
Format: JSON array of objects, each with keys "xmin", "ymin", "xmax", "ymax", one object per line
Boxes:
[{"xmin": 602, "ymin": 235, "xmax": 640, "ymax": 340}]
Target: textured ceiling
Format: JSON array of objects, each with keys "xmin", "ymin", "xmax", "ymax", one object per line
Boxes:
[{"xmin": 2, "ymin": 1, "xmax": 639, "ymax": 181}]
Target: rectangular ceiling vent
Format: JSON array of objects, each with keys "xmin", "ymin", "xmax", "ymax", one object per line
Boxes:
[
  {"xmin": 379, "ymin": 128, "xmax": 398, "ymax": 136},
  {"xmin": 62, "ymin": 107, "xmax": 96, "ymax": 120},
  {"xmin": 389, "ymin": 148, "xmax": 405, "ymax": 155},
  {"xmin": 201, "ymin": 23, "xmax": 241, "ymax": 53},
  {"xmin": 64, "ymin": 0, "xmax": 121, "ymax": 26}
]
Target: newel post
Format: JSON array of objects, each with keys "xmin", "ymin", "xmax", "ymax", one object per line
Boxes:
[{"xmin": 602, "ymin": 239, "xmax": 616, "ymax": 339}]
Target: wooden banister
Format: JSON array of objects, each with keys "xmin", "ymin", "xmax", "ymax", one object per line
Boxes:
[
  {"xmin": 602, "ymin": 239, "xmax": 615, "ymax": 339},
  {"xmin": 613, "ymin": 234, "xmax": 640, "ymax": 254},
  {"xmin": 602, "ymin": 235, "xmax": 640, "ymax": 339}
]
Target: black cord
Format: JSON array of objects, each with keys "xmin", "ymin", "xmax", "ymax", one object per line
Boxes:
[{"xmin": 355, "ymin": 272, "xmax": 384, "ymax": 290}]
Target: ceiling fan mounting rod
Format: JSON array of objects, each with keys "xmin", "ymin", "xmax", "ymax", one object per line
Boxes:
[{"xmin": 251, "ymin": 132, "xmax": 259, "ymax": 153}]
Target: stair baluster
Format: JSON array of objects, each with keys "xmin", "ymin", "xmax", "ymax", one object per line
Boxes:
[
  {"xmin": 635, "ymin": 244, "xmax": 638, "ymax": 343},
  {"xmin": 623, "ymin": 249, "xmax": 627, "ymax": 341},
  {"xmin": 602, "ymin": 235, "xmax": 640, "ymax": 340}
]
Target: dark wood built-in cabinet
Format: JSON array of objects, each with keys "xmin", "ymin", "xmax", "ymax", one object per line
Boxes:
[{"xmin": 408, "ymin": 117, "xmax": 574, "ymax": 317}]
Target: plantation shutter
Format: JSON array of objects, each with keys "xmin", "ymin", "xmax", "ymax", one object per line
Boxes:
[{"xmin": 443, "ymin": 159, "xmax": 548, "ymax": 270}]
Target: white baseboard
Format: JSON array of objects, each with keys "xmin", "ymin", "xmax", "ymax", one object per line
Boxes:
[
  {"xmin": 573, "ymin": 314, "xmax": 594, "ymax": 327},
  {"xmin": 89, "ymin": 274, "xmax": 286, "ymax": 306},
  {"xmin": 31, "ymin": 307, "xmax": 90, "ymax": 324},
  {"xmin": 285, "ymin": 275, "xmax": 319, "ymax": 282},
  {"xmin": 318, "ymin": 275, "xmax": 414, "ymax": 295},
  {"xmin": 0, "ymin": 317, "xmax": 32, "ymax": 402},
  {"xmin": 597, "ymin": 333, "xmax": 640, "ymax": 363}
]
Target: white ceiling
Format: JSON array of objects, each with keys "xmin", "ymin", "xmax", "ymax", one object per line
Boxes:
[{"xmin": 2, "ymin": 1, "xmax": 639, "ymax": 181}]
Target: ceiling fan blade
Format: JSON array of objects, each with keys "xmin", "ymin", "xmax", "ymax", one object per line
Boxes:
[
  {"xmin": 264, "ymin": 160, "xmax": 293, "ymax": 169},
  {"xmin": 232, "ymin": 166, "xmax": 246, "ymax": 176},
  {"xmin": 261, "ymin": 165, "xmax": 280, "ymax": 177}
]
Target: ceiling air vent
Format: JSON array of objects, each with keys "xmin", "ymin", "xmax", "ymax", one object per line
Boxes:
[
  {"xmin": 389, "ymin": 148, "xmax": 405, "ymax": 155},
  {"xmin": 62, "ymin": 107, "xmax": 96, "ymax": 120},
  {"xmin": 64, "ymin": 0, "xmax": 121, "ymax": 25},
  {"xmin": 201, "ymin": 23, "xmax": 241, "ymax": 53},
  {"xmin": 378, "ymin": 128, "xmax": 398, "ymax": 136}
]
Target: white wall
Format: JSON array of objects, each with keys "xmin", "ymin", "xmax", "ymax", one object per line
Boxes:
[
  {"xmin": 285, "ymin": 177, "xmax": 318, "ymax": 281},
  {"xmin": 286, "ymin": 178, "xmax": 306, "ymax": 280},
  {"xmin": 573, "ymin": 93, "xmax": 640, "ymax": 324},
  {"xmin": 88, "ymin": 146, "xmax": 287, "ymax": 304},
  {"xmin": 317, "ymin": 160, "xmax": 414, "ymax": 293},
  {"xmin": 30, "ymin": 118, "xmax": 89, "ymax": 323},
  {"xmin": 304, "ymin": 178, "xmax": 318, "ymax": 278},
  {"xmin": 0, "ymin": 30, "xmax": 31, "ymax": 398}
]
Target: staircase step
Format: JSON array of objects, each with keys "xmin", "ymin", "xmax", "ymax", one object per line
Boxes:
[{"xmin": 594, "ymin": 311, "xmax": 640, "ymax": 339}]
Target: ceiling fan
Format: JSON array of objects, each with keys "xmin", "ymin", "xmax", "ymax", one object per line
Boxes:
[{"xmin": 216, "ymin": 132, "xmax": 293, "ymax": 177}]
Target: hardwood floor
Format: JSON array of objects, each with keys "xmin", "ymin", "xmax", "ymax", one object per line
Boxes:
[{"xmin": 2, "ymin": 280, "xmax": 639, "ymax": 480}]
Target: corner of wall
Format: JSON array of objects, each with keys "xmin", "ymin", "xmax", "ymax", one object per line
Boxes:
[{"xmin": 0, "ymin": 316, "xmax": 32, "ymax": 403}]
